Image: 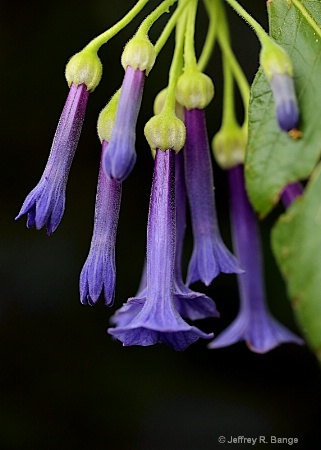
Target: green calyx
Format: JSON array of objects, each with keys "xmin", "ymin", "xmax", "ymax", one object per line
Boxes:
[
  {"xmin": 65, "ymin": 47, "xmax": 102, "ymax": 92},
  {"xmin": 212, "ymin": 123, "xmax": 247, "ymax": 169},
  {"xmin": 121, "ymin": 35, "xmax": 156, "ymax": 75},
  {"xmin": 260, "ymin": 38, "xmax": 293, "ymax": 80},
  {"xmin": 97, "ymin": 90, "xmax": 120, "ymax": 143},
  {"xmin": 175, "ymin": 69, "xmax": 214, "ymax": 110},
  {"xmin": 144, "ymin": 110, "xmax": 186, "ymax": 153}
]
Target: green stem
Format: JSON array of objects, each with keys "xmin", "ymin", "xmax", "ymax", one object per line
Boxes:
[
  {"xmin": 184, "ymin": 0, "xmax": 198, "ymax": 71},
  {"xmin": 163, "ymin": 9, "xmax": 187, "ymax": 112},
  {"xmin": 223, "ymin": 0, "xmax": 269, "ymax": 45},
  {"xmin": 197, "ymin": 0, "xmax": 218, "ymax": 72},
  {"xmin": 87, "ymin": 0, "xmax": 150, "ymax": 51},
  {"xmin": 155, "ymin": 0, "xmax": 192, "ymax": 55},
  {"xmin": 137, "ymin": 0, "xmax": 178, "ymax": 37},
  {"xmin": 218, "ymin": 1, "xmax": 250, "ymax": 124}
]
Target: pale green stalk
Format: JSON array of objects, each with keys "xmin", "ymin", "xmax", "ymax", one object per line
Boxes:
[
  {"xmin": 197, "ymin": 0, "xmax": 218, "ymax": 72},
  {"xmin": 87, "ymin": 0, "xmax": 150, "ymax": 51},
  {"xmin": 155, "ymin": 0, "xmax": 193, "ymax": 55},
  {"xmin": 163, "ymin": 9, "xmax": 187, "ymax": 112},
  {"xmin": 183, "ymin": 0, "xmax": 198, "ymax": 70},
  {"xmin": 136, "ymin": 0, "xmax": 178, "ymax": 37}
]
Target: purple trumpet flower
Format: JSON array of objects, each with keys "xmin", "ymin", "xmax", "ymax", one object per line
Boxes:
[
  {"xmin": 102, "ymin": 66, "xmax": 144, "ymax": 181},
  {"xmin": 208, "ymin": 164, "xmax": 304, "ymax": 353},
  {"xmin": 80, "ymin": 141, "xmax": 122, "ymax": 306},
  {"xmin": 112, "ymin": 151, "xmax": 218, "ymax": 326},
  {"xmin": 184, "ymin": 108, "xmax": 242, "ymax": 286},
  {"xmin": 270, "ymin": 73, "xmax": 299, "ymax": 132},
  {"xmin": 16, "ymin": 83, "xmax": 89, "ymax": 234},
  {"xmin": 108, "ymin": 149, "xmax": 214, "ymax": 350},
  {"xmin": 281, "ymin": 181, "xmax": 304, "ymax": 208}
]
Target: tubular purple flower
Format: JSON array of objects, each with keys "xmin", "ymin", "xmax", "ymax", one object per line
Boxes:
[
  {"xmin": 108, "ymin": 149, "xmax": 214, "ymax": 350},
  {"xmin": 174, "ymin": 150, "xmax": 219, "ymax": 320},
  {"xmin": 281, "ymin": 181, "xmax": 304, "ymax": 208},
  {"xmin": 208, "ymin": 164, "xmax": 304, "ymax": 353},
  {"xmin": 113, "ymin": 151, "xmax": 219, "ymax": 325},
  {"xmin": 16, "ymin": 83, "xmax": 89, "ymax": 234},
  {"xmin": 80, "ymin": 141, "xmax": 122, "ymax": 306},
  {"xmin": 184, "ymin": 108, "xmax": 242, "ymax": 286},
  {"xmin": 102, "ymin": 66, "xmax": 144, "ymax": 181},
  {"xmin": 270, "ymin": 73, "xmax": 299, "ymax": 132}
]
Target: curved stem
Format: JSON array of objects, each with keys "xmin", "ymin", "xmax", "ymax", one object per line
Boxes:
[
  {"xmin": 184, "ymin": 0, "xmax": 198, "ymax": 71},
  {"xmin": 163, "ymin": 9, "xmax": 187, "ymax": 113},
  {"xmin": 197, "ymin": 0, "xmax": 218, "ymax": 72},
  {"xmin": 223, "ymin": 0, "xmax": 269, "ymax": 45},
  {"xmin": 137, "ymin": 0, "xmax": 178, "ymax": 37},
  {"xmin": 155, "ymin": 0, "xmax": 192, "ymax": 55},
  {"xmin": 87, "ymin": 0, "xmax": 150, "ymax": 51}
]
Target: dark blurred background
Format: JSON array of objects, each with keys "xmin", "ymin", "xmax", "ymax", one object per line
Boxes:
[{"xmin": 1, "ymin": 1, "xmax": 321, "ymax": 449}]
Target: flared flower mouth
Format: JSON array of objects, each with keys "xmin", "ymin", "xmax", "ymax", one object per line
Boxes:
[
  {"xmin": 108, "ymin": 149, "xmax": 214, "ymax": 350},
  {"xmin": 209, "ymin": 164, "xmax": 303, "ymax": 353}
]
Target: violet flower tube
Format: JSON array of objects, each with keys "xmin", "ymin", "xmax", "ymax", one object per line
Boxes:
[
  {"xmin": 174, "ymin": 150, "xmax": 219, "ymax": 320},
  {"xmin": 16, "ymin": 83, "xmax": 89, "ymax": 234},
  {"xmin": 80, "ymin": 141, "xmax": 122, "ymax": 306},
  {"xmin": 281, "ymin": 182, "xmax": 304, "ymax": 208},
  {"xmin": 112, "ymin": 151, "xmax": 219, "ymax": 326},
  {"xmin": 208, "ymin": 164, "xmax": 304, "ymax": 353},
  {"xmin": 103, "ymin": 66, "xmax": 144, "ymax": 181},
  {"xmin": 184, "ymin": 108, "xmax": 242, "ymax": 286},
  {"xmin": 108, "ymin": 149, "xmax": 214, "ymax": 350}
]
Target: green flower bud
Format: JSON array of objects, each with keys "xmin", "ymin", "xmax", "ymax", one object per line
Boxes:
[
  {"xmin": 144, "ymin": 111, "xmax": 186, "ymax": 153},
  {"xmin": 260, "ymin": 38, "xmax": 293, "ymax": 80},
  {"xmin": 121, "ymin": 36, "xmax": 156, "ymax": 75},
  {"xmin": 176, "ymin": 70, "xmax": 214, "ymax": 110},
  {"xmin": 153, "ymin": 88, "xmax": 185, "ymax": 121},
  {"xmin": 212, "ymin": 124, "xmax": 247, "ymax": 169},
  {"xmin": 97, "ymin": 90, "xmax": 120, "ymax": 143},
  {"xmin": 65, "ymin": 48, "xmax": 102, "ymax": 92}
]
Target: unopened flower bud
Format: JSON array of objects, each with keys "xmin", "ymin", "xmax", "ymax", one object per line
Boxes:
[
  {"xmin": 65, "ymin": 48, "xmax": 102, "ymax": 92},
  {"xmin": 212, "ymin": 125, "xmax": 247, "ymax": 169},
  {"xmin": 144, "ymin": 112, "xmax": 186, "ymax": 153},
  {"xmin": 121, "ymin": 36, "xmax": 156, "ymax": 75},
  {"xmin": 176, "ymin": 70, "xmax": 214, "ymax": 110},
  {"xmin": 97, "ymin": 90, "xmax": 120, "ymax": 143}
]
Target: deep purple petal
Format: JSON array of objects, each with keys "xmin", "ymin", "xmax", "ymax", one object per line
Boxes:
[
  {"xmin": 103, "ymin": 66, "xmax": 144, "ymax": 181},
  {"xmin": 281, "ymin": 182, "xmax": 304, "ymax": 209},
  {"xmin": 184, "ymin": 108, "xmax": 242, "ymax": 286},
  {"xmin": 16, "ymin": 83, "xmax": 89, "ymax": 232}
]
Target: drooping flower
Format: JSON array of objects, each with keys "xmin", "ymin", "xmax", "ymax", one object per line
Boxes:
[
  {"xmin": 208, "ymin": 164, "xmax": 304, "ymax": 353},
  {"xmin": 270, "ymin": 73, "xmax": 299, "ymax": 132},
  {"xmin": 102, "ymin": 66, "xmax": 145, "ymax": 181},
  {"xmin": 16, "ymin": 83, "xmax": 89, "ymax": 234},
  {"xmin": 112, "ymin": 150, "xmax": 218, "ymax": 325},
  {"xmin": 281, "ymin": 181, "xmax": 303, "ymax": 209},
  {"xmin": 109, "ymin": 149, "xmax": 214, "ymax": 350},
  {"xmin": 80, "ymin": 141, "xmax": 122, "ymax": 306},
  {"xmin": 184, "ymin": 108, "xmax": 242, "ymax": 286}
]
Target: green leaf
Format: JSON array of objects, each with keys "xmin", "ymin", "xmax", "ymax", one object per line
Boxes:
[
  {"xmin": 245, "ymin": 0, "xmax": 321, "ymax": 216},
  {"xmin": 272, "ymin": 163, "xmax": 321, "ymax": 358}
]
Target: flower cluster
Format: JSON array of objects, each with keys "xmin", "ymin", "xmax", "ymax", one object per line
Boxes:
[{"xmin": 17, "ymin": 0, "xmax": 303, "ymax": 352}]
